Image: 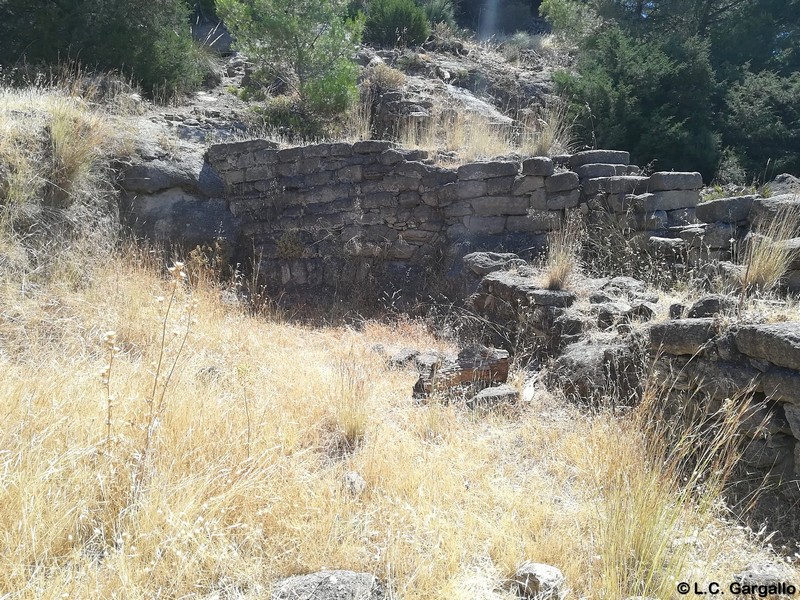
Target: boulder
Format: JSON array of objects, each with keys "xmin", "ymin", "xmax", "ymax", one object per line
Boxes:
[
  {"xmin": 686, "ymin": 294, "xmax": 737, "ymax": 318},
  {"xmin": 511, "ymin": 562, "xmax": 567, "ymax": 600},
  {"xmin": 750, "ymin": 194, "xmax": 800, "ymax": 223},
  {"xmin": 733, "ymin": 562, "xmax": 794, "ymax": 590},
  {"xmin": 414, "ymin": 345, "xmax": 510, "ymax": 397},
  {"xmin": 271, "ymin": 571, "xmax": 385, "ymax": 600},
  {"xmin": 768, "ymin": 173, "xmax": 800, "ymax": 197},
  {"xmin": 545, "ymin": 171, "xmax": 579, "ymax": 193},
  {"xmin": 648, "ymin": 319, "xmax": 716, "ymax": 356},
  {"xmin": 388, "ymin": 348, "xmax": 420, "ymax": 369},
  {"xmin": 735, "ymin": 323, "xmax": 800, "ymax": 370},
  {"xmin": 784, "ymin": 404, "xmax": 800, "ymax": 439}
]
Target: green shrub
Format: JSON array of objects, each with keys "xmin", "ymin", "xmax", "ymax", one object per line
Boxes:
[
  {"xmin": 724, "ymin": 71, "xmax": 800, "ymax": 177},
  {"xmin": 365, "ymin": 0, "xmax": 431, "ymax": 47},
  {"xmin": 420, "ymin": 0, "xmax": 456, "ymax": 27},
  {"xmin": 555, "ymin": 28, "xmax": 720, "ymax": 178},
  {"xmin": 219, "ymin": 0, "xmax": 363, "ymax": 120},
  {"xmin": 0, "ymin": 0, "xmax": 204, "ymax": 98}
]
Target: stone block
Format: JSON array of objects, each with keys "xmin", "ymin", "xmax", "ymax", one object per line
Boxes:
[
  {"xmin": 695, "ymin": 195, "xmax": 755, "ymax": 223},
  {"xmin": 486, "ymin": 176, "xmax": 516, "ymax": 195},
  {"xmin": 666, "ymin": 207, "xmax": 698, "ymax": 226},
  {"xmin": 506, "ymin": 210, "xmax": 562, "ymax": 232},
  {"xmin": 529, "ymin": 189, "xmax": 548, "ymax": 210},
  {"xmin": 439, "ymin": 180, "xmax": 488, "ymax": 203},
  {"xmin": 583, "ymin": 176, "xmax": 649, "ymax": 196},
  {"xmin": 337, "ymin": 165, "xmax": 362, "ymax": 183},
  {"xmin": 569, "ymin": 149, "xmax": 630, "ymax": 169},
  {"xmin": 702, "ymin": 222, "xmax": 737, "ymax": 248},
  {"xmin": 633, "ymin": 210, "xmax": 668, "ymax": 230},
  {"xmin": 547, "ymin": 189, "xmax": 580, "ymax": 210},
  {"xmin": 763, "ymin": 369, "xmax": 800, "ymax": 406},
  {"xmin": 379, "ymin": 149, "xmax": 405, "ymax": 165},
  {"xmin": 512, "ymin": 175, "xmax": 545, "ymax": 195},
  {"xmin": 443, "ymin": 201, "xmax": 473, "ymax": 218},
  {"xmin": 648, "ymin": 318, "xmax": 717, "ymax": 356},
  {"xmin": 545, "ymin": 171, "xmax": 579, "ymax": 193},
  {"xmin": 522, "ymin": 156, "xmax": 555, "ymax": 177},
  {"xmin": 647, "ymin": 171, "xmax": 703, "ymax": 191},
  {"xmin": 398, "ymin": 191, "xmax": 421, "ymax": 207},
  {"xmin": 472, "ymin": 196, "xmax": 529, "ymax": 216},
  {"xmin": 361, "ymin": 176, "xmax": 421, "ymax": 194},
  {"xmin": 353, "ymin": 140, "xmax": 394, "ymax": 154},
  {"xmin": 457, "ymin": 161, "xmax": 519, "ymax": 181},
  {"xmin": 464, "ymin": 216, "xmax": 507, "ymax": 234},
  {"xmin": 575, "ymin": 163, "xmax": 627, "ymax": 179},
  {"xmin": 637, "ymin": 190, "xmax": 700, "ymax": 212},
  {"xmin": 736, "ymin": 323, "xmax": 800, "ymax": 371}
]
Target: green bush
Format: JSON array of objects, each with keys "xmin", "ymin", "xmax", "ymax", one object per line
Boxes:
[
  {"xmin": 724, "ymin": 71, "xmax": 800, "ymax": 177},
  {"xmin": 0, "ymin": 0, "xmax": 204, "ymax": 98},
  {"xmin": 365, "ymin": 0, "xmax": 431, "ymax": 47},
  {"xmin": 555, "ymin": 28, "xmax": 720, "ymax": 178},
  {"xmin": 420, "ymin": 0, "xmax": 456, "ymax": 27},
  {"xmin": 219, "ymin": 0, "xmax": 363, "ymax": 120}
]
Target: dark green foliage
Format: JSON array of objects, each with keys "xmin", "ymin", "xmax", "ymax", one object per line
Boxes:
[
  {"xmin": 419, "ymin": 0, "xmax": 457, "ymax": 26},
  {"xmin": 365, "ymin": 0, "xmax": 431, "ymax": 47},
  {"xmin": 543, "ymin": 0, "xmax": 800, "ymax": 179},
  {"xmin": 218, "ymin": 0, "xmax": 363, "ymax": 121},
  {"xmin": 556, "ymin": 28, "xmax": 719, "ymax": 176},
  {"xmin": 0, "ymin": 0, "xmax": 204, "ymax": 98},
  {"xmin": 724, "ymin": 71, "xmax": 800, "ymax": 177}
]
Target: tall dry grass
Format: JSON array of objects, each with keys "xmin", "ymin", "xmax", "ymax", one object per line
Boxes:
[
  {"xmin": 739, "ymin": 203, "xmax": 800, "ymax": 294},
  {"xmin": 0, "ymin": 246, "xmax": 791, "ymax": 598},
  {"xmin": 544, "ymin": 210, "xmax": 583, "ymax": 290}
]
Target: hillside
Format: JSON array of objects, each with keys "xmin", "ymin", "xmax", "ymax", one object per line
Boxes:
[{"xmin": 1, "ymin": 1, "xmax": 800, "ymax": 598}]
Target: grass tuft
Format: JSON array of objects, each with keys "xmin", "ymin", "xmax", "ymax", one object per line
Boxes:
[
  {"xmin": 544, "ymin": 210, "xmax": 583, "ymax": 290},
  {"xmin": 738, "ymin": 203, "xmax": 800, "ymax": 294}
]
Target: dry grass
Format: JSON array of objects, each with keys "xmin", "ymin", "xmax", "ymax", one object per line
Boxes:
[
  {"xmin": 544, "ymin": 210, "xmax": 583, "ymax": 290},
  {"xmin": 396, "ymin": 100, "xmax": 574, "ymax": 164},
  {"xmin": 739, "ymin": 203, "xmax": 800, "ymax": 294},
  {"xmin": 0, "ymin": 246, "xmax": 793, "ymax": 598}
]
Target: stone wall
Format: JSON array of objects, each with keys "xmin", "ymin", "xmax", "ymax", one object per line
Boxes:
[
  {"xmin": 206, "ymin": 141, "xmax": 717, "ymax": 296},
  {"xmin": 649, "ymin": 317, "xmax": 800, "ymax": 483}
]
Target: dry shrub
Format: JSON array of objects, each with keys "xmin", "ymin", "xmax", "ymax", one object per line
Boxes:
[
  {"xmin": 739, "ymin": 202, "xmax": 800, "ymax": 294},
  {"xmin": 364, "ymin": 62, "xmax": 407, "ymax": 94},
  {"xmin": 519, "ymin": 101, "xmax": 576, "ymax": 158}
]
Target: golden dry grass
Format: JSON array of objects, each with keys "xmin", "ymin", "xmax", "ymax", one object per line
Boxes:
[
  {"xmin": 544, "ymin": 210, "xmax": 583, "ymax": 290},
  {"xmin": 0, "ymin": 250, "xmax": 793, "ymax": 598},
  {"xmin": 739, "ymin": 203, "xmax": 800, "ymax": 294}
]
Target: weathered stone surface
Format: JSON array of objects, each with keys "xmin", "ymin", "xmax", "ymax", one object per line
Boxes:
[
  {"xmin": 648, "ymin": 319, "xmax": 717, "ymax": 356},
  {"xmin": 695, "ymin": 195, "xmax": 755, "ymax": 223},
  {"xmin": 647, "ymin": 171, "xmax": 703, "ymax": 191},
  {"xmin": 466, "ymin": 384, "xmax": 519, "ymax": 409},
  {"xmin": 769, "ymin": 173, "xmax": 800, "ymax": 196},
  {"xmin": 648, "ymin": 236, "xmax": 684, "ymax": 253},
  {"xmin": 687, "ymin": 294, "xmax": 737, "ymax": 318},
  {"xmin": 548, "ymin": 337, "xmax": 639, "ymax": 402},
  {"xmin": 733, "ymin": 563, "xmax": 795, "ymax": 590},
  {"xmin": 750, "ymin": 194, "xmax": 800, "ymax": 223},
  {"xmin": 511, "ymin": 175, "xmax": 545, "ymax": 195},
  {"xmin": 545, "ymin": 171, "xmax": 579, "ymax": 193},
  {"xmin": 271, "ymin": 570, "xmax": 385, "ymax": 600},
  {"xmin": 788, "ymin": 269, "xmax": 800, "ymax": 293},
  {"xmin": 343, "ymin": 471, "xmax": 367, "ymax": 497},
  {"xmin": 762, "ymin": 368, "xmax": 800, "ymax": 405},
  {"xmin": 506, "ymin": 210, "xmax": 561, "ymax": 232},
  {"xmin": 684, "ymin": 358, "xmax": 762, "ymax": 399},
  {"xmin": 638, "ymin": 190, "xmax": 700, "ymax": 212},
  {"xmin": 439, "ymin": 180, "xmax": 488, "ymax": 203},
  {"xmin": 457, "ymin": 161, "xmax": 518, "ymax": 181},
  {"xmin": 479, "ymin": 271, "xmax": 575, "ymax": 307},
  {"xmin": 592, "ymin": 301, "xmax": 632, "ymax": 329},
  {"xmin": 569, "ymin": 149, "xmax": 630, "ymax": 169},
  {"xmin": 464, "ymin": 216, "xmax": 506, "ymax": 234},
  {"xmin": 463, "ymin": 252, "xmax": 527, "ymax": 276},
  {"xmin": 388, "ymin": 347, "xmax": 420, "ymax": 368},
  {"xmin": 512, "ymin": 562, "xmax": 566, "ymax": 600},
  {"xmin": 701, "ymin": 222, "xmax": 737, "ymax": 248},
  {"xmin": 736, "ymin": 323, "xmax": 800, "ymax": 370},
  {"xmin": 583, "ymin": 176, "xmax": 648, "ymax": 196},
  {"xmin": 547, "ymin": 189, "xmax": 580, "ymax": 210},
  {"xmin": 575, "ymin": 163, "xmax": 627, "ymax": 179},
  {"xmin": 784, "ymin": 404, "xmax": 800, "ymax": 439},
  {"xmin": 353, "ymin": 140, "xmax": 394, "ymax": 154},
  {"xmin": 521, "ymin": 157, "xmax": 554, "ymax": 177},
  {"xmin": 472, "ymin": 196, "xmax": 529, "ymax": 216}
]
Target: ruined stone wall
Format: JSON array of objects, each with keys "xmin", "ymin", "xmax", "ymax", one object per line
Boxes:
[{"xmin": 206, "ymin": 141, "xmax": 712, "ymax": 296}]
